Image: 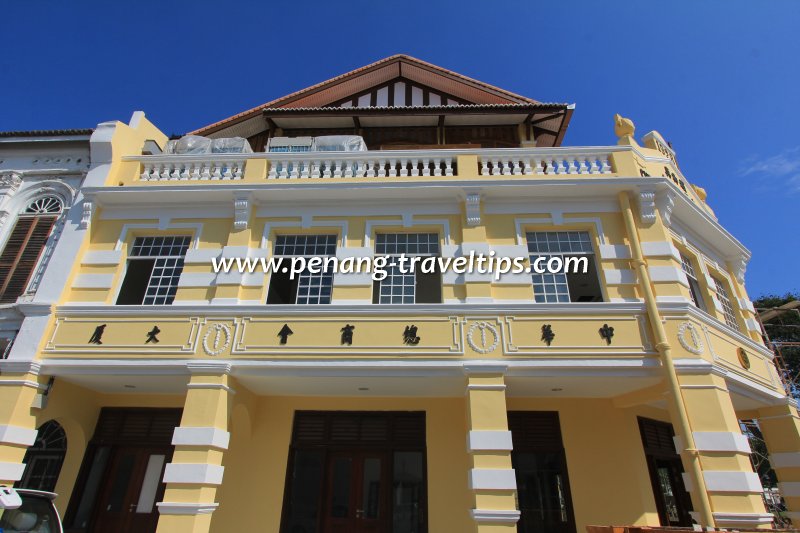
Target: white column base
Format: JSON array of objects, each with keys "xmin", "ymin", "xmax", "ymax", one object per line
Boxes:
[
  {"xmin": 470, "ymin": 509, "xmax": 520, "ymax": 524},
  {"xmin": 156, "ymin": 502, "xmax": 219, "ymax": 515}
]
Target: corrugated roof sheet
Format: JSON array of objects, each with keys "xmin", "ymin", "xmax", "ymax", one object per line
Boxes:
[{"xmin": 0, "ymin": 128, "xmax": 94, "ymax": 138}]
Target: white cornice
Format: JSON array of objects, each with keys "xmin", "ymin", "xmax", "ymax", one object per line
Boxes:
[{"xmin": 56, "ymin": 301, "xmax": 649, "ymax": 316}]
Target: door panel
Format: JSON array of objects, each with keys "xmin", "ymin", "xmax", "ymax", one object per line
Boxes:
[
  {"xmin": 323, "ymin": 452, "xmax": 388, "ymax": 533},
  {"xmin": 358, "ymin": 453, "xmax": 387, "ymax": 533},
  {"xmin": 90, "ymin": 446, "xmax": 169, "ymax": 533}
]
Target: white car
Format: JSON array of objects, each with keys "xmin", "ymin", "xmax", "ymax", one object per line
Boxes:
[{"xmin": 0, "ymin": 487, "xmax": 62, "ymax": 533}]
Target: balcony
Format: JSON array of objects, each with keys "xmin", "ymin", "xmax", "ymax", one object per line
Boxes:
[{"xmin": 119, "ymin": 145, "xmax": 674, "ymax": 186}]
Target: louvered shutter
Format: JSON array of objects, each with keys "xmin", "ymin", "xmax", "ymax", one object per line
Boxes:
[
  {"xmin": 0, "ymin": 215, "xmax": 57, "ymax": 303},
  {"xmin": 508, "ymin": 411, "xmax": 565, "ymax": 451}
]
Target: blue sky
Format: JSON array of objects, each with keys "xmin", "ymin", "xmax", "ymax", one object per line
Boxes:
[{"xmin": 2, "ymin": 1, "xmax": 798, "ymax": 299}]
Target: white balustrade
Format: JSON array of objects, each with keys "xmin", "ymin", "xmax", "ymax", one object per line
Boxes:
[
  {"xmin": 139, "ymin": 159, "xmax": 246, "ymax": 181},
  {"xmin": 477, "ymin": 151, "xmax": 611, "ymax": 176},
  {"xmin": 131, "ymin": 148, "xmax": 615, "ymax": 183},
  {"xmin": 265, "ymin": 154, "xmax": 456, "ymax": 179}
]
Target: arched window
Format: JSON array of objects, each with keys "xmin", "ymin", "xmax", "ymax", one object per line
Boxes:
[
  {"xmin": 16, "ymin": 420, "xmax": 67, "ymax": 492},
  {"xmin": 0, "ymin": 194, "xmax": 63, "ymax": 303}
]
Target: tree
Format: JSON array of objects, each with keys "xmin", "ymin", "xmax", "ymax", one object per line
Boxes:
[{"xmin": 753, "ymin": 292, "xmax": 800, "ymax": 398}]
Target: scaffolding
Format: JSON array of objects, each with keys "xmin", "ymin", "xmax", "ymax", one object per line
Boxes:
[{"xmin": 757, "ymin": 301, "xmax": 800, "ymax": 398}]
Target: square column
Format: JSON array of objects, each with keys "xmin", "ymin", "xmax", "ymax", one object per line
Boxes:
[
  {"xmin": 0, "ymin": 361, "xmax": 46, "ymax": 486},
  {"xmin": 757, "ymin": 400, "xmax": 800, "ymax": 523},
  {"xmin": 156, "ymin": 362, "xmax": 233, "ymax": 533},
  {"xmin": 676, "ymin": 370, "xmax": 772, "ymax": 528},
  {"xmin": 464, "ymin": 364, "xmax": 519, "ymax": 532}
]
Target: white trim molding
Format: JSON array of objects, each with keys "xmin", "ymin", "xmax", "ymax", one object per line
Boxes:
[
  {"xmin": 0, "ymin": 425, "xmax": 38, "ymax": 447},
  {"xmin": 597, "ymin": 244, "xmax": 631, "ymax": 260},
  {"xmin": 467, "ymin": 430, "xmax": 513, "ymax": 452},
  {"xmin": 604, "ymin": 269, "xmax": 636, "ymax": 285},
  {"xmin": 162, "ymin": 463, "xmax": 224, "ymax": 485},
  {"xmin": 470, "ymin": 509, "xmax": 520, "ymax": 524},
  {"xmin": 0, "ymin": 461, "xmax": 26, "ymax": 481},
  {"xmin": 648, "ymin": 266, "xmax": 689, "ymax": 287},
  {"xmin": 778, "ymin": 481, "xmax": 800, "ymax": 497},
  {"xmin": 713, "ymin": 512, "xmax": 774, "ymax": 527},
  {"xmin": 769, "ymin": 452, "xmax": 800, "ymax": 469},
  {"xmin": 172, "ymin": 427, "xmax": 230, "ymax": 450},
  {"xmin": 72, "ymin": 273, "xmax": 115, "ymax": 289},
  {"xmin": 703, "ymin": 471, "xmax": 763, "ymax": 493},
  {"xmin": 692, "ymin": 431, "xmax": 751, "ymax": 454},
  {"xmin": 156, "ymin": 502, "xmax": 219, "ymax": 515},
  {"xmin": 738, "ymin": 297, "xmax": 756, "ymax": 314},
  {"xmin": 469, "ymin": 469, "xmax": 517, "ymax": 490},
  {"xmin": 641, "ymin": 241, "xmax": 681, "ymax": 261}
]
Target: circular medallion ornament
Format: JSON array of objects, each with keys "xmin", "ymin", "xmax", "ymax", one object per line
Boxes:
[
  {"xmin": 677, "ymin": 322, "xmax": 704, "ymax": 355},
  {"xmin": 467, "ymin": 321, "xmax": 500, "ymax": 354},
  {"xmin": 737, "ymin": 347, "xmax": 751, "ymax": 370},
  {"xmin": 202, "ymin": 323, "xmax": 232, "ymax": 356}
]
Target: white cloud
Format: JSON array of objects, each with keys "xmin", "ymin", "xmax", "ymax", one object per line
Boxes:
[{"xmin": 740, "ymin": 146, "xmax": 800, "ymax": 192}]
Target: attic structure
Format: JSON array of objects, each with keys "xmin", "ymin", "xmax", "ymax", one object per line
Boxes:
[{"xmin": 191, "ymin": 54, "xmax": 573, "ymax": 151}]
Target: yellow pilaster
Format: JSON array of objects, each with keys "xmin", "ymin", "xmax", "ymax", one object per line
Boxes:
[
  {"xmin": 0, "ymin": 362, "xmax": 47, "ymax": 486},
  {"xmin": 676, "ymin": 371, "xmax": 770, "ymax": 528},
  {"xmin": 464, "ymin": 365, "xmax": 519, "ymax": 532},
  {"xmin": 211, "ymin": 196, "xmax": 254, "ymax": 303},
  {"xmin": 757, "ymin": 401, "xmax": 800, "ymax": 523},
  {"xmin": 156, "ymin": 362, "xmax": 234, "ymax": 533},
  {"xmin": 618, "ymin": 191, "xmax": 716, "ymax": 527}
]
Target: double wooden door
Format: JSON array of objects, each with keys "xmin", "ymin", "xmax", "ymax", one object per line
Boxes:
[
  {"xmin": 90, "ymin": 445, "xmax": 171, "ymax": 532},
  {"xmin": 324, "ymin": 451, "xmax": 388, "ymax": 533}
]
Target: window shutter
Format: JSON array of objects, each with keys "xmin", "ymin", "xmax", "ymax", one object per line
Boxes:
[{"xmin": 0, "ymin": 215, "xmax": 56, "ymax": 303}]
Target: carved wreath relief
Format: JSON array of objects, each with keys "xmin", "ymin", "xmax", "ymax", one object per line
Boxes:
[
  {"xmin": 203, "ymin": 323, "xmax": 232, "ymax": 356},
  {"xmin": 677, "ymin": 321, "xmax": 704, "ymax": 355},
  {"xmin": 467, "ymin": 321, "xmax": 499, "ymax": 354}
]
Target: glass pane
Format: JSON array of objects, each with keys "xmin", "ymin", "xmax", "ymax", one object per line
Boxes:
[
  {"xmin": 107, "ymin": 453, "xmax": 136, "ymax": 512},
  {"xmin": 362, "ymin": 457, "xmax": 382, "ymax": 519},
  {"xmin": 285, "ymin": 450, "xmax": 325, "ymax": 532},
  {"xmin": 515, "ymin": 452, "xmax": 571, "ymax": 533},
  {"xmin": 71, "ymin": 446, "xmax": 110, "ymax": 528},
  {"xmin": 331, "ymin": 457, "xmax": 352, "ymax": 518},
  {"xmin": 657, "ymin": 466, "xmax": 681, "ymax": 523},
  {"xmin": 135, "ymin": 454, "xmax": 166, "ymax": 513},
  {"xmin": 393, "ymin": 451, "xmax": 424, "ymax": 533}
]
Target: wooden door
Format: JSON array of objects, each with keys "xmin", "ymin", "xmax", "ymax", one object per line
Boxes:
[
  {"xmin": 323, "ymin": 451, "xmax": 389, "ymax": 533},
  {"xmin": 90, "ymin": 446, "xmax": 170, "ymax": 533}
]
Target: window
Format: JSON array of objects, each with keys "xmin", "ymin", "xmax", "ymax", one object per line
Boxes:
[
  {"xmin": 713, "ymin": 277, "xmax": 739, "ymax": 330},
  {"xmin": 373, "ymin": 233, "xmax": 441, "ymax": 304},
  {"xmin": 679, "ymin": 253, "xmax": 707, "ymax": 311},
  {"xmin": 267, "ymin": 234, "xmax": 336, "ymax": 304},
  {"xmin": 526, "ymin": 231, "xmax": 602, "ymax": 303},
  {"xmin": 509, "ymin": 412, "xmax": 577, "ymax": 533},
  {"xmin": 16, "ymin": 420, "xmax": 67, "ymax": 492},
  {"xmin": 116, "ymin": 236, "xmax": 190, "ymax": 305},
  {"xmin": 0, "ymin": 195, "xmax": 63, "ymax": 303}
]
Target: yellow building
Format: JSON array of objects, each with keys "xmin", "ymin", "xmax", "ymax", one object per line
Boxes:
[{"xmin": 1, "ymin": 55, "xmax": 798, "ymax": 533}]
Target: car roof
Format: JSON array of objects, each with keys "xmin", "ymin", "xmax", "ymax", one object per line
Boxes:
[{"xmin": 13, "ymin": 489, "xmax": 58, "ymax": 501}]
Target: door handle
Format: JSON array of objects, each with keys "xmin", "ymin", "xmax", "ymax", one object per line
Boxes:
[
  {"xmin": 355, "ymin": 509, "xmax": 365, "ymax": 518},
  {"xmin": 129, "ymin": 503, "xmax": 138, "ymax": 513}
]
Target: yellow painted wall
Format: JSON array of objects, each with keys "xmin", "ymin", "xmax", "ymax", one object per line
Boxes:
[
  {"xmin": 211, "ymin": 396, "xmax": 472, "ymax": 533},
  {"xmin": 506, "ymin": 397, "xmax": 666, "ymax": 531}
]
